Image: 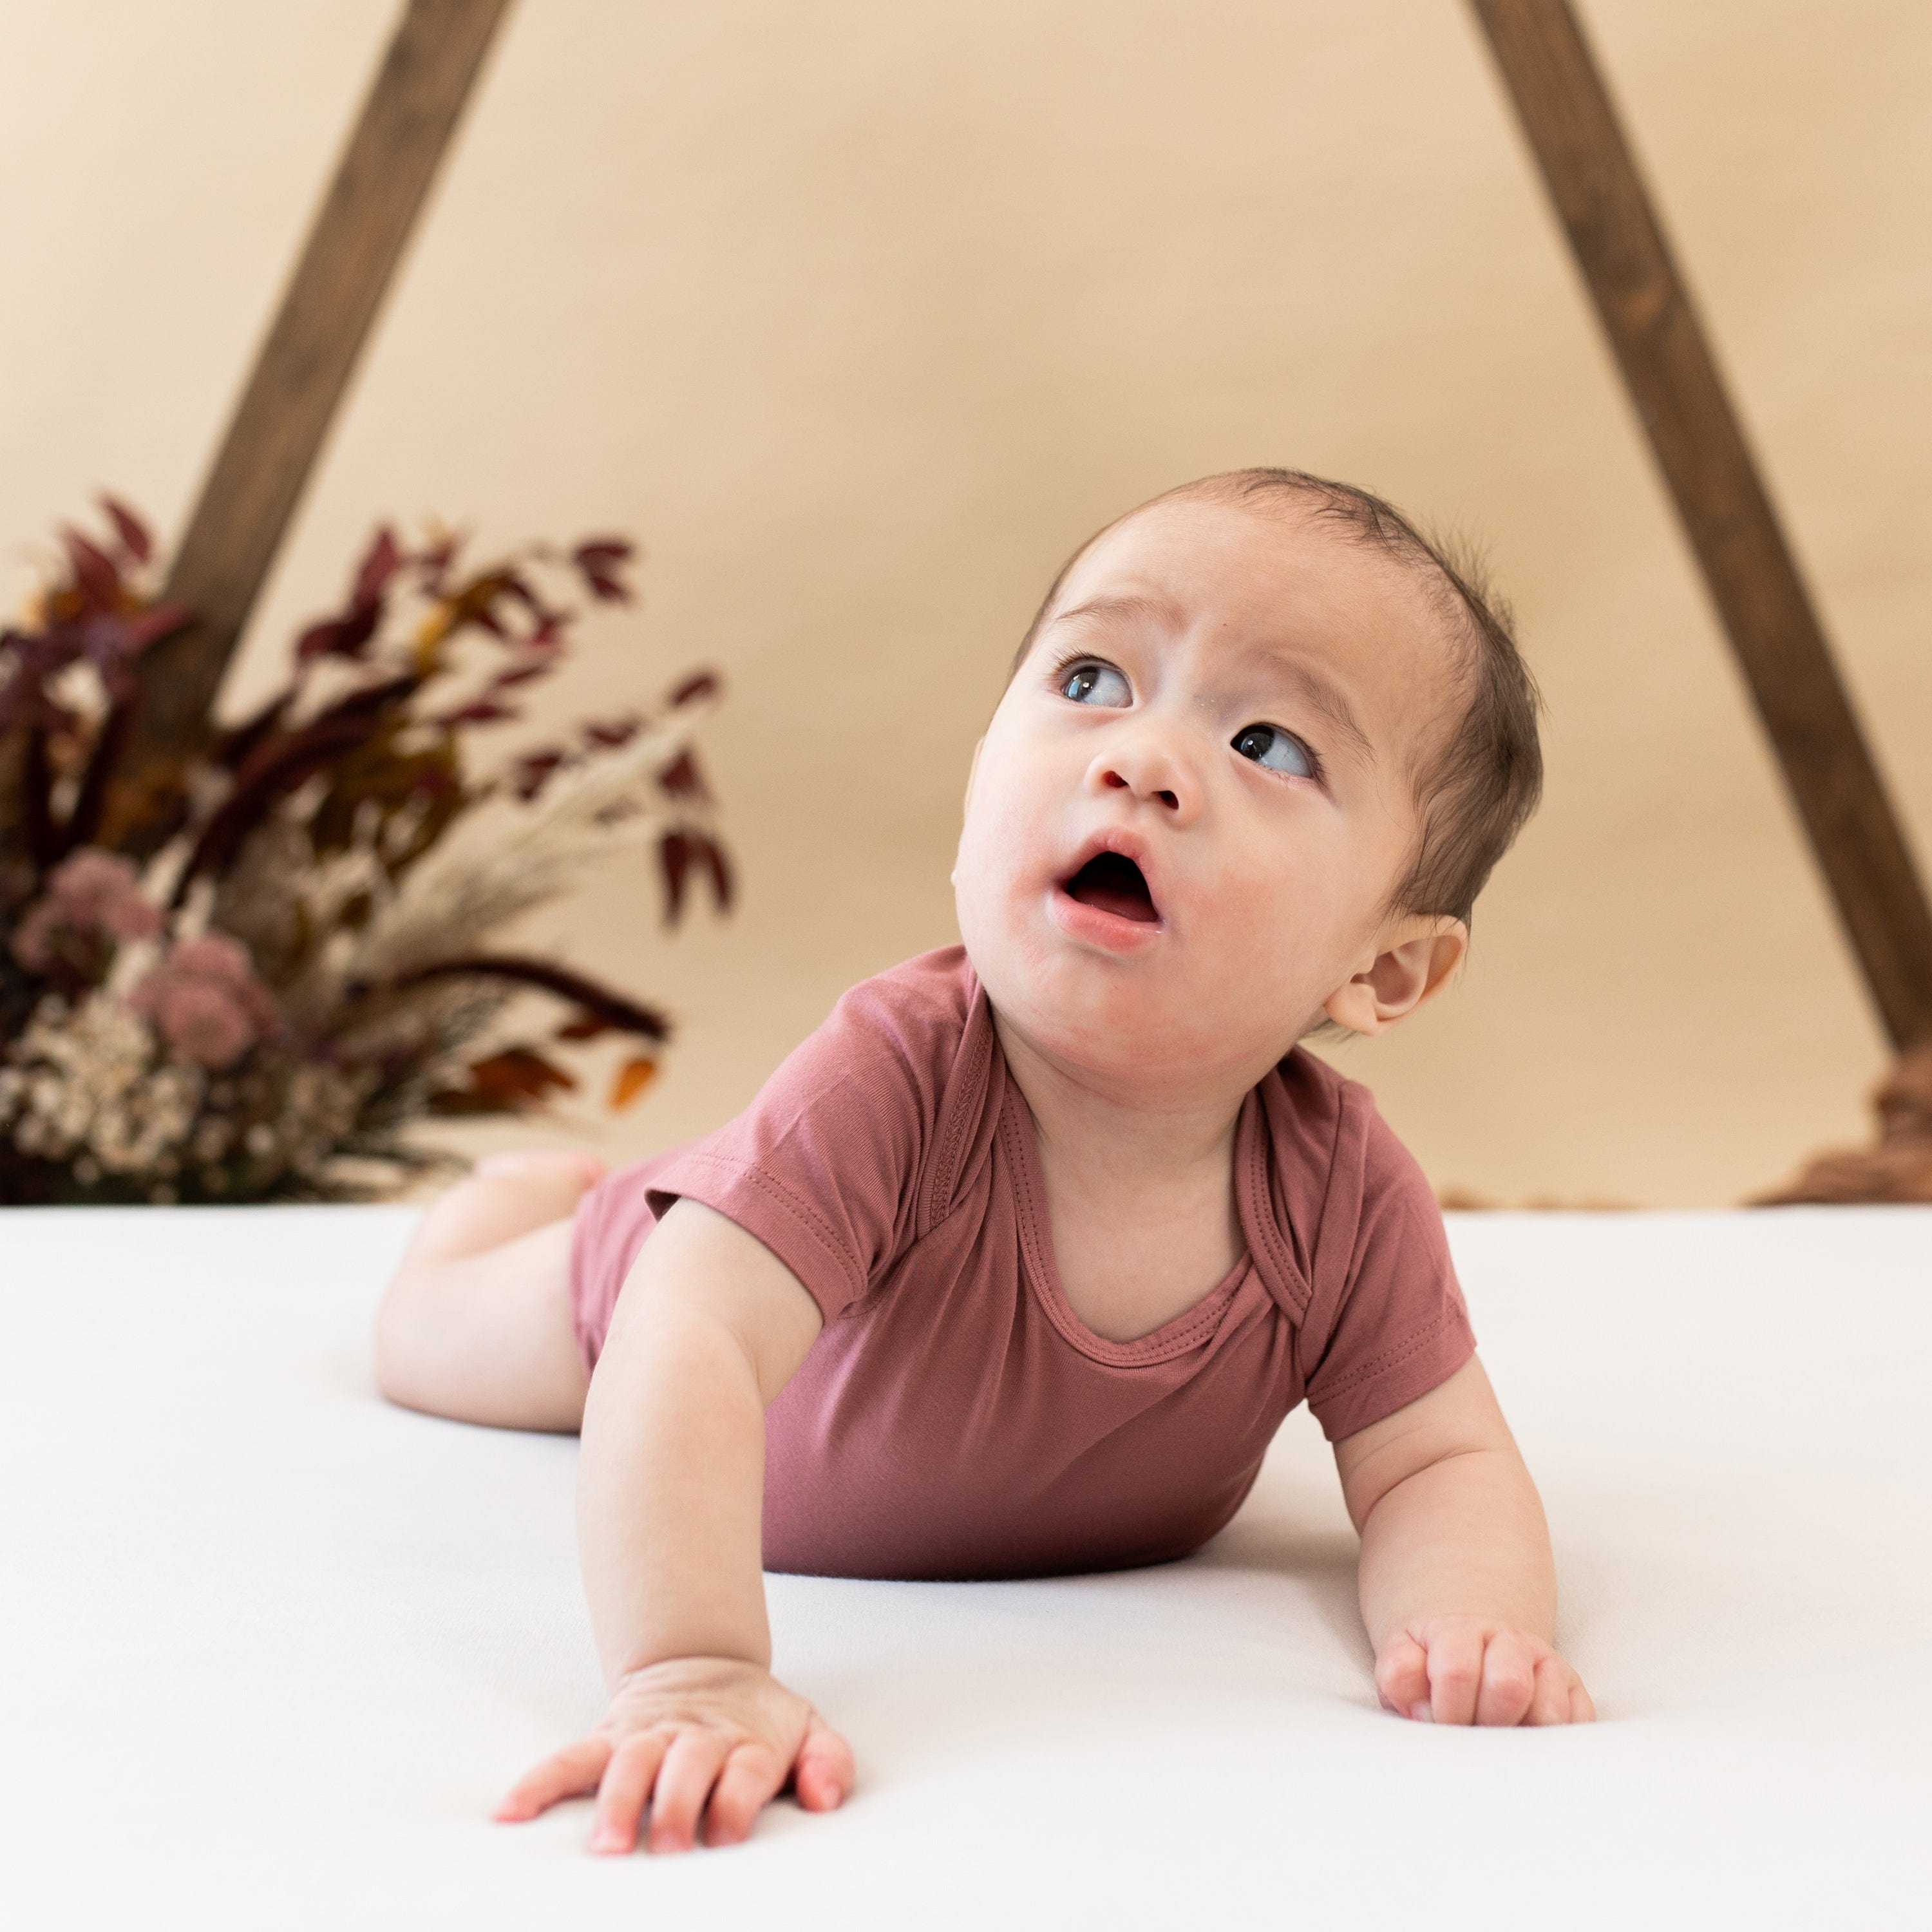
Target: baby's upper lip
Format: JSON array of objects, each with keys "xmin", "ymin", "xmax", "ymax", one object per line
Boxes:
[{"xmin": 1057, "ymin": 825, "xmax": 1164, "ymax": 920}]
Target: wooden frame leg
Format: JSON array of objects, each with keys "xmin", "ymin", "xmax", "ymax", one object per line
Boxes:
[
  {"xmin": 1469, "ymin": 0, "xmax": 1932, "ymax": 1049},
  {"xmin": 114, "ymin": 0, "xmax": 515, "ymax": 838}
]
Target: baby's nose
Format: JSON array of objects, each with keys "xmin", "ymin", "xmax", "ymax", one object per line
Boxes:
[
  {"xmin": 1090, "ymin": 732, "xmax": 1201, "ymax": 821},
  {"xmin": 1103, "ymin": 767, "xmax": 1180, "ymax": 810}
]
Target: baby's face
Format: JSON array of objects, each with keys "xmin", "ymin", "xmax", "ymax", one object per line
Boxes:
[{"xmin": 954, "ymin": 494, "xmax": 1464, "ymax": 1094}]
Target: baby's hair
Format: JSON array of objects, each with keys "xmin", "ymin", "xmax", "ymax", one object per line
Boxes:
[{"xmin": 1009, "ymin": 466, "xmax": 1544, "ymax": 928}]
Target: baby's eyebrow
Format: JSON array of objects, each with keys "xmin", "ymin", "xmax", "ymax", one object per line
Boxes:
[
  {"xmin": 1256, "ymin": 656, "xmax": 1376, "ymax": 765},
  {"xmin": 1049, "ymin": 592, "xmax": 1184, "ymax": 632}
]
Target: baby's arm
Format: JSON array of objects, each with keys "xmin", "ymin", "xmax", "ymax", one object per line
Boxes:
[
  {"xmin": 495, "ymin": 1198, "xmax": 855, "ymax": 1852},
  {"xmin": 1333, "ymin": 1356, "xmax": 1595, "ymax": 1725}
]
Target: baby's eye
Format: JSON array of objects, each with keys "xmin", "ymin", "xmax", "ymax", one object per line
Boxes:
[
  {"xmin": 1232, "ymin": 723, "xmax": 1314, "ymax": 779},
  {"xmin": 1058, "ymin": 661, "xmax": 1131, "ymax": 707}
]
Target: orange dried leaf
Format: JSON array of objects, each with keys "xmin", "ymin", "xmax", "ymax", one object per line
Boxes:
[{"xmin": 609, "ymin": 1056, "xmax": 659, "ymax": 1110}]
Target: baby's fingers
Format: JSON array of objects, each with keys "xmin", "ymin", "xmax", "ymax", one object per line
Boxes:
[
  {"xmin": 1374, "ymin": 1633, "xmax": 1430, "ymax": 1718},
  {"xmin": 646, "ymin": 1730, "xmax": 732, "ymax": 1853},
  {"xmin": 702, "ymin": 1742, "xmax": 789, "ymax": 1847},
  {"xmin": 791, "ymin": 1713, "xmax": 856, "ymax": 1811},
  {"xmin": 1473, "ymin": 1629, "xmax": 1539, "ymax": 1727},
  {"xmin": 591, "ymin": 1731, "xmax": 673, "ymax": 1854},
  {"xmin": 1527, "ymin": 1656, "xmax": 1571, "ymax": 1726},
  {"xmin": 1526, "ymin": 1656, "xmax": 1598, "ymax": 1726},
  {"xmin": 495, "ymin": 1736, "xmax": 612, "ymax": 1823},
  {"xmin": 1425, "ymin": 1625, "xmax": 1487, "ymax": 1726}
]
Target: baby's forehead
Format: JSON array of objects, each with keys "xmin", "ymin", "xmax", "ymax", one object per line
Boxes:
[{"xmin": 1048, "ymin": 495, "xmax": 1463, "ymax": 711}]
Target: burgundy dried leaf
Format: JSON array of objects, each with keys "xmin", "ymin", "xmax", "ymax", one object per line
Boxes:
[
  {"xmin": 296, "ymin": 604, "xmax": 381, "ymax": 665},
  {"xmin": 554, "ymin": 1015, "xmax": 609, "ymax": 1041},
  {"xmin": 61, "ymin": 698, "xmax": 138, "ymax": 854},
  {"xmin": 697, "ymin": 833, "xmax": 735, "ymax": 911},
  {"xmin": 408, "ymin": 761, "xmax": 460, "ymax": 800},
  {"xmin": 656, "ymin": 748, "xmax": 710, "ymax": 802},
  {"xmin": 431, "ymin": 699, "xmax": 520, "ymax": 728},
  {"xmin": 214, "ymin": 689, "xmax": 298, "ymax": 772},
  {"xmin": 98, "ymin": 495, "xmax": 154, "ymax": 567},
  {"xmin": 391, "ymin": 954, "xmax": 671, "ymax": 1043},
  {"xmin": 571, "ymin": 537, "xmax": 635, "ymax": 604},
  {"xmin": 294, "ymin": 618, "xmax": 341, "ymax": 664},
  {"xmin": 488, "ymin": 661, "xmax": 554, "ymax": 691},
  {"xmin": 582, "ymin": 716, "xmax": 641, "ymax": 750},
  {"xmin": 60, "ymin": 528, "xmax": 122, "ymax": 611},
  {"xmin": 229, "ymin": 672, "xmax": 416, "ymax": 795},
  {"xmin": 493, "ymin": 570, "xmax": 545, "ymax": 615},
  {"xmin": 511, "ymin": 748, "xmax": 566, "ymax": 802},
  {"xmin": 122, "ymin": 601, "xmax": 195, "ymax": 655},
  {"xmin": 659, "ymin": 829, "xmax": 692, "ymax": 925},
  {"xmin": 175, "ymin": 675, "xmax": 419, "ymax": 903},
  {"xmin": 172, "ymin": 721, "xmax": 370, "ymax": 905},
  {"xmin": 21, "ymin": 728, "xmax": 55, "ymax": 871},
  {"xmin": 352, "ymin": 526, "xmax": 403, "ymax": 609},
  {"xmin": 670, "ymin": 671, "xmax": 719, "ymax": 707}
]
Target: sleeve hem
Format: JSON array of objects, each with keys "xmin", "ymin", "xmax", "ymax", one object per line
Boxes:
[
  {"xmin": 643, "ymin": 1150, "xmax": 867, "ymax": 1324},
  {"xmin": 1308, "ymin": 1307, "xmax": 1477, "ymax": 1444}
]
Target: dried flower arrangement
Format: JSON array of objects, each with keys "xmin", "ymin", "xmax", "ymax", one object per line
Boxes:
[{"xmin": 0, "ymin": 498, "xmax": 731, "ymax": 1205}]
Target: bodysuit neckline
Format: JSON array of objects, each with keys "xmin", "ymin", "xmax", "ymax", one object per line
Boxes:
[{"xmin": 998, "ymin": 1071, "xmax": 1265, "ymax": 1369}]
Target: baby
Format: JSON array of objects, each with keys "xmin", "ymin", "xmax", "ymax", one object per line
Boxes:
[{"xmin": 372, "ymin": 467, "xmax": 1595, "ymax": 1857}]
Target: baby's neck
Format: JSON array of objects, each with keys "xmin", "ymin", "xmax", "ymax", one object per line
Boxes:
[
  {"xmin": 992, "ymin": 1006, "xmax": 1255, "ymax": 1341},
  {"xmin": 990, "ymin": 1007, "xmax": 1249, "ymax": 1191}
]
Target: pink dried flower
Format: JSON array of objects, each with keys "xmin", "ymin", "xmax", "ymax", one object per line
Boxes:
[
  {"xmin": 129, "ymin": 932, "xmax": 281, "ymax": 1070},
  {"xmin": 10, "ymin": 848, "xmax": 162, "ymax": 972}
]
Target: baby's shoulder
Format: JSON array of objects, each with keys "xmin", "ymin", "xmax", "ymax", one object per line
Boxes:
[
  {"xmin": 1258, "ymin": 1046, "xmax": 1430, "ymax": 1206},
  {"xmin": 822, "ymin": 945, "xmax": 978, "ymax": 1063},
  {"xmin": 781, "ymin": 945, "xmax": 987, "ymax": 1128},
  {"xmin": 1252, "ymin": 1048, "xmax": 1448, "ymax": 1325}
]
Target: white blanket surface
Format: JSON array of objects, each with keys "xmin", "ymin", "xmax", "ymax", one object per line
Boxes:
[{"xmin": 3, "ymin": 1204, "xmax": 1928, "ymax": 1929}]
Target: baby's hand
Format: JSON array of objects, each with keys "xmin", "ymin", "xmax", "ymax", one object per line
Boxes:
[
  {"xmin": 1374, "ymin": 1613, "xmax": 1595, "ymax": 1726},
  {"xmin": 493, "ymin": 1655, "xmax": 854, "ymax": 1853}
]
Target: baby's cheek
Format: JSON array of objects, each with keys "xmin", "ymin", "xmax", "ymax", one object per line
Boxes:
[
  {"xmin": 963, "ymin": 781, "xmax": 1051, "ymax": 891},
  {"xmin": 952, "ymin": 807, "xmax": 1037, "ymax": 954},
  {"xmin": 1201, "ymin": 869, "xmax": 1318, "ymax": 1010}
]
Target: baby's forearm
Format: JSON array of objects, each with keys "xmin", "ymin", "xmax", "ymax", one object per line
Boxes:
[
  {"xmin": 577, "ymin": 1295, "xmax": 772, "ymax": 1684},
  {"xmin": 1354, "ymin": 1446, "xmax": 1555, "ymax": 1653}
]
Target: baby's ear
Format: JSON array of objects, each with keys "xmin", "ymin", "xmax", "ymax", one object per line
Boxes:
[
  {"xmin": 1321, "ymin": 918, "xmax": 1468, "ymax": 1036},
  {"xmin": 960, "ymin": 736, "xmax": 985, "ymax": 819},
  {"xmin": 950, "ymin": 738, "xmax": 987, "ymax": 891}
]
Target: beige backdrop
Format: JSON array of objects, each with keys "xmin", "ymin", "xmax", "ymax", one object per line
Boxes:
[{"xmin": 4, "ymin": 1, "xmax": 1929, "ymax": 1205}]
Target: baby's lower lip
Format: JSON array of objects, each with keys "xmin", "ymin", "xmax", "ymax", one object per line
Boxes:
[{"xmin": 1048, "ymin": 883, "xmax": 1166, "ymax": 952}]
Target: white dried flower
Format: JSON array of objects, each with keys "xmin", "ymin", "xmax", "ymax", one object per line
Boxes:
[{"xmin": 0, "ymin": 991, "xmax": 204, "ymax": 1175}]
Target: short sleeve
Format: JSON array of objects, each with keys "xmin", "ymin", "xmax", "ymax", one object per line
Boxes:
[
  {"xmin": 1301, "ymin": 1102, "xmax": 1476, "ymax": 1443},
  {"xmin": 639, "ymin": 960, "xmax": 963, "ymax": 1325}
]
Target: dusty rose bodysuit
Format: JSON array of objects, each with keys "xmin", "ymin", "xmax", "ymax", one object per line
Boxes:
[{"xmin": 569, "ymin": 947, "xmax": 1475, "ymax": 1582}]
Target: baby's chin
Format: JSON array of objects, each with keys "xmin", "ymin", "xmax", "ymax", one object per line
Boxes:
[{"xmin": 960, "ymin": 901, "xmax": 1298, "ymax": 1096}]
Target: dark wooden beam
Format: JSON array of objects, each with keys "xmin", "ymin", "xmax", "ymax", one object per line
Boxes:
[
  {"xmin": 119, "ymin": 0, "xmax": 514, "ymax": 799},
  {"xmin": 1468, "ymin": 0, "xmax": 1932, "ymax": 1050}
]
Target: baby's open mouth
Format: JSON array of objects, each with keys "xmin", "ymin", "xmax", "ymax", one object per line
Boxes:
[{"xmin": 1060, "ymin": 851, "xmax": 1160, "ymax": 924}]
